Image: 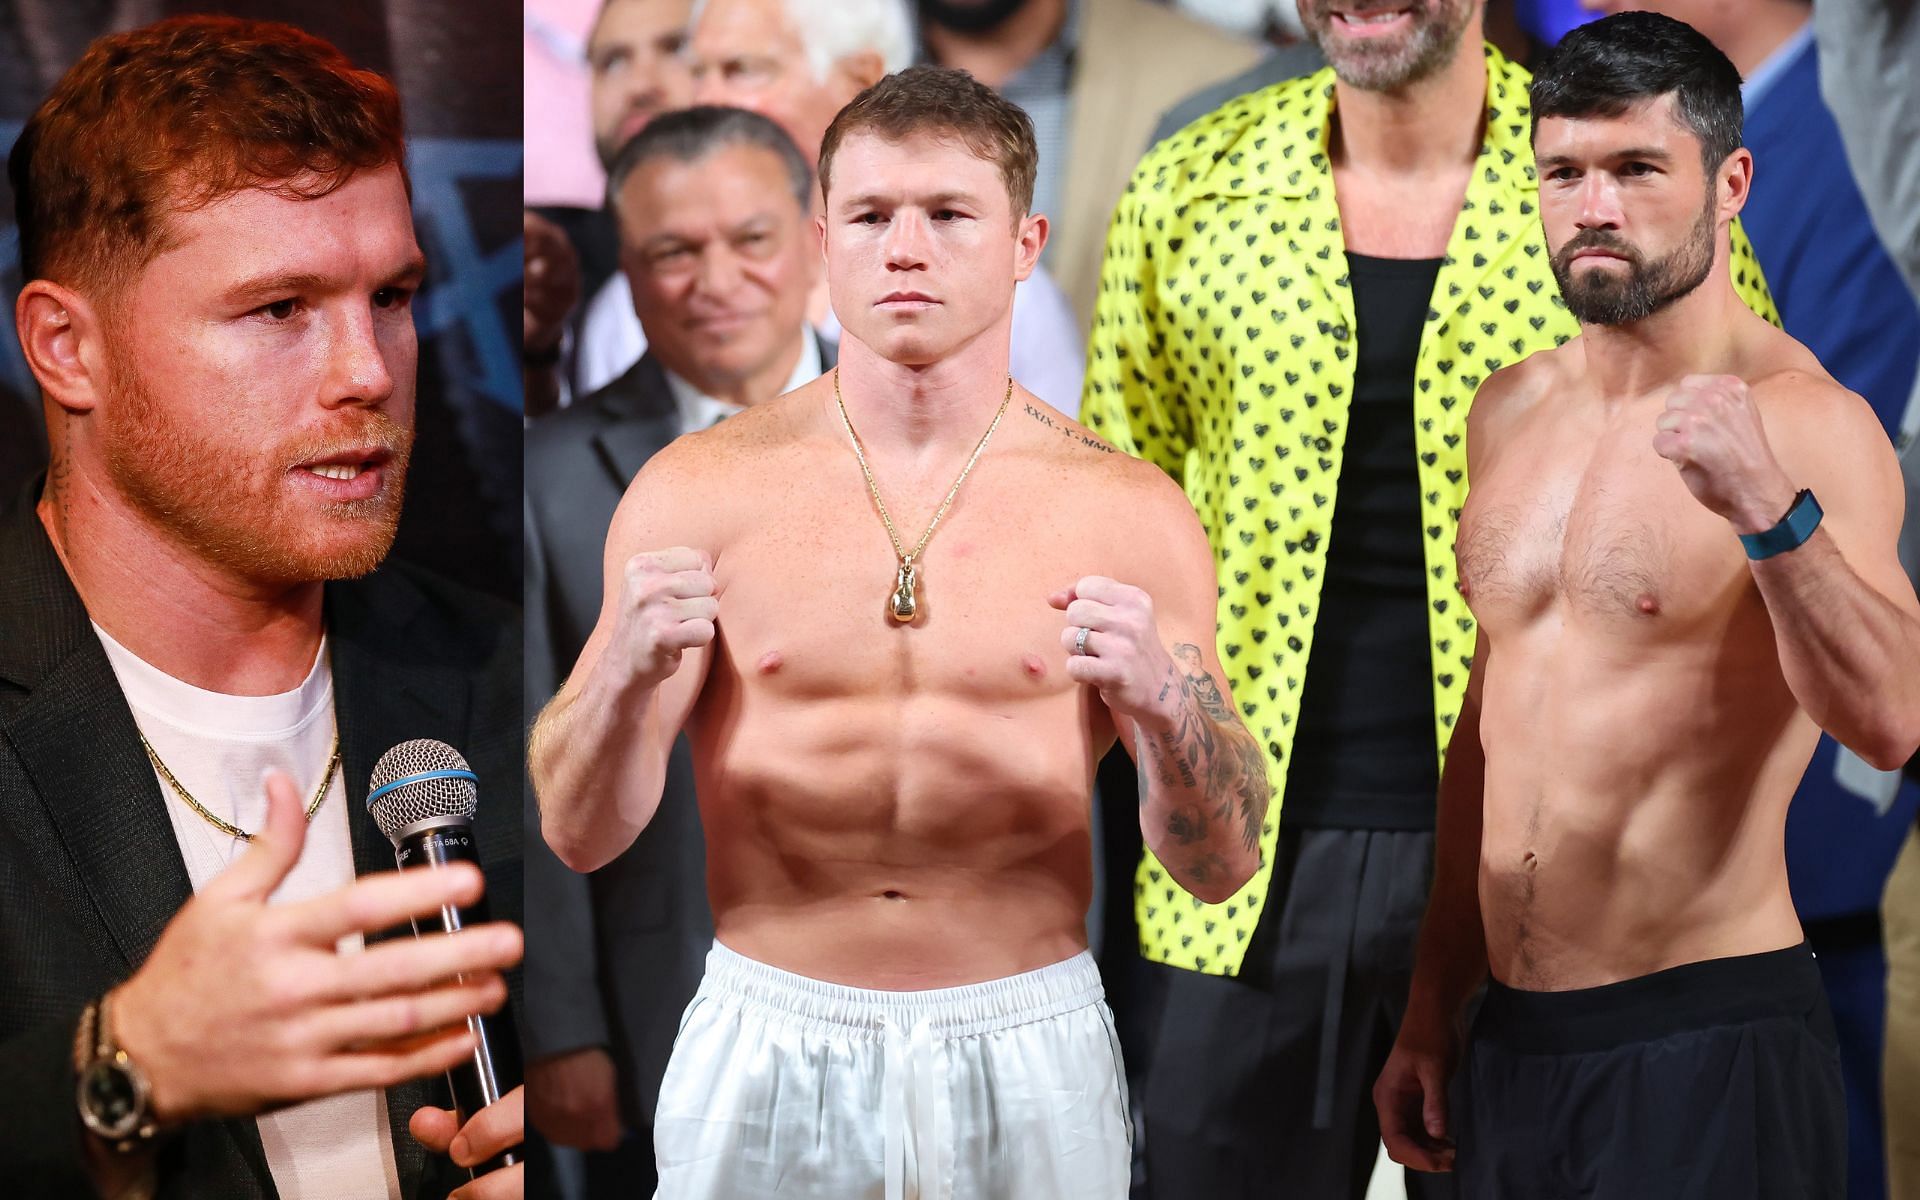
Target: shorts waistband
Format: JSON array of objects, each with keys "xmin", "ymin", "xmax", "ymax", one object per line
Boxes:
[
  {"xmin": 696, "ymin": 941, "xmax": 1106, "ymax": 1040},
  {"xmin": 1476, "ymin": 941, "xmax": 1824, "ymax": 1054}
]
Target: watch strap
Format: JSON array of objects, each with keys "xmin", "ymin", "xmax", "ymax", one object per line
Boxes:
[
  {"xmin": 1740, "ymin": 489, "xmax": 1822, "ymax": 560},
  {"xmin": 76, "ymin": 991, "xmax": 159, "ymax": 1153}
]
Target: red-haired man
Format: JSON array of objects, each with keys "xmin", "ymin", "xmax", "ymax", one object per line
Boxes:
[
  {"xmin": 532, "ymin": 65, "xmax": 1268, "ymax": 1199},
  {"xmin": 0, "ymin": 18, "xmax": 524, "ymax": 1199}
]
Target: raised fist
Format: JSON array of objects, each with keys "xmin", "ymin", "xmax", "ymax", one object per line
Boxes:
[
  {"xmin": 617, "ymin": 547, "xmax": 718, "ymax": 689},
  {"xmin": 1652, "ymin": 374, "xmax": 1796, "ymax": 533}
]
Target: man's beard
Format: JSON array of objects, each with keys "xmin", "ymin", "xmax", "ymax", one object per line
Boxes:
[
  {"xmin": 919, "ymin": 0, "xmax": 1030, "ymax": 35},
  {"xmin": 100, "ymin": 357, "xmax": 413, "ymax": 586},
  {"xmin": 1297, "ymin": 0, "xmax": 1474, "ymax": 92},
  {"xmin": 1550, "ymin": 198, "xmax": 1717, "ymax": 327}
]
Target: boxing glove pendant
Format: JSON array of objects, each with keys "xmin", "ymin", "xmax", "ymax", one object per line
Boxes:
[{"xmin": 890, "ymin": 560, "xmax": 918, "ymax": 622}]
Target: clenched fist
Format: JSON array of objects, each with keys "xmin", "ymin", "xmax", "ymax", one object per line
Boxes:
[
  {"xmin": 1049, "ymin": 576, "xmax": 1179, "ymax": 728},
  {"xmin": 616, "ymin": 548, "xmax": 717, "ymax": 690},
  {"xmin": 1652, "ymin": 374, "xmax": 1797, "ymax": 534}
]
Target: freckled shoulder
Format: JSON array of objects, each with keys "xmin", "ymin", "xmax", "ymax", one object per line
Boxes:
[
  {"xmin": 1028, "ymin": 400, "xmax": 1187, "ymax": 505},
  {"xmin": 1093, "ymin": 437, "xmax": 1216, "ymax": 575},
  {"xmin": 606, "ymin": 378, "xmax": 831, "ymax": 558}
]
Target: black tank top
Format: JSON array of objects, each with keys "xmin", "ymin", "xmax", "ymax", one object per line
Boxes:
[{"xmin": 1282, "ymin": 252, "xmax": 1445, "ymax": 830}]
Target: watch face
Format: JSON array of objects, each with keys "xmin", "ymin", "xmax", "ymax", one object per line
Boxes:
[{"xmin": 80, "ymin": 1059, "xmax": 142, "ymax": 1137}]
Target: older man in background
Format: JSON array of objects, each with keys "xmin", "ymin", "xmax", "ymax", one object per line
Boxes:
[{"xmin": 568, "ymin": 0, "xmax": 1084, "ymax": 414}]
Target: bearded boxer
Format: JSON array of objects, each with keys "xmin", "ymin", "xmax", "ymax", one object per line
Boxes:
[
  {"xmin": 1372, "ymin": 13, "xmax": 1920, "ymax": 1198},
  {"xmin": 530, "ymin": 66, "xmax": 1269, "ymax": 1198},
  {"xmin": 0, "ymin": 17, "xmax": 523, "ymax": 1199}
]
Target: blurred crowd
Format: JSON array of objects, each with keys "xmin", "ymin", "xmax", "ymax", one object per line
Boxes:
[{"xmin": 519, "ymin": 2, "xmax": 1920, "ymax": 1198}]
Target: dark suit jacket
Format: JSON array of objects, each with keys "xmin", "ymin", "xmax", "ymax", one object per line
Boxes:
[
  {"xmin": 0, "ymin": 482, "xmax": 523, "ymax": 1199},
  {"xmin": 521, "ymin": 343, "xmax": 831, "ymax": 1144}
]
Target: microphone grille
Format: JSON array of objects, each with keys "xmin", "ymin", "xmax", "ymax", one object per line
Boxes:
[{"xmin": 368, "ymin": 739, "xmax": 477, "ymax": 842}]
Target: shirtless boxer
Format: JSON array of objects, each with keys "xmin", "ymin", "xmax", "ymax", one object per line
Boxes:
[
  {"xmin": 529, "ymin": 66, "xmax": 1269, "ymax": 1198},
  {"xmin": 1372, "ymin": 14, "xmax": 1920, "ymax": 1198}
]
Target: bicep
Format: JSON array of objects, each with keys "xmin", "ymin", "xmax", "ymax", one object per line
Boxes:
[
  {"xmin": 1152, "ymin": 487, "xmax": 1238, "ymax": 704},
  {"xmin": 1774, "ymin": 394, "xmax": 1920, "ymax": 621},
  {"xmin": 1112, "ymin": 484, "xmax": 1231, "ymax": 762}
]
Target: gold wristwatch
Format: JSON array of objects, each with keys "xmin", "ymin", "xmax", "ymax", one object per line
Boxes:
[{"xmin": 74, "ymin": 992, "xmax": 159, "ymax": 1153}]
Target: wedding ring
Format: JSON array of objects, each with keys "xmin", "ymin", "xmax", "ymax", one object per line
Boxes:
[{"xmin": 1073, "ymin": 626, "xmax": 1091, "ymax": 656}]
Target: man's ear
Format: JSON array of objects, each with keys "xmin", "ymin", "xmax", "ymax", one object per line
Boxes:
[
  {"xmin": 16, "ymin": 279, "xmax": 107, "ymax": 415},
  {"xmin": 1014, "ymin": 213, "xmax": 1048, "ymax": 283},
  {"xmin": 1716, "ymin": 146, "xmax": 1753, "ymax": 222}
]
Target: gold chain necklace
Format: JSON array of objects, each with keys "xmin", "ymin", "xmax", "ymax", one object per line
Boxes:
[
  {"xmin": 139, "ymin": 731, "xmax": 340, "ymax": 842},
  {"xmin": 833, "ymin": 367, "xmax": 1013, "ymax": 622}
]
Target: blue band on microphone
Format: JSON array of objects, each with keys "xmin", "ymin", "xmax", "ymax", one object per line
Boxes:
[{"xmin": 367, "ymin": 768, "xmax": 478, "ymax": 806}]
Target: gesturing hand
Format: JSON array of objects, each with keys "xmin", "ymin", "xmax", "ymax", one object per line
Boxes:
[{"xmin": 112, "ymin": 771, "xmax": 523, "ymax": 1124}]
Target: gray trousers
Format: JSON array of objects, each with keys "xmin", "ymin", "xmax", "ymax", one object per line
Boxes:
[{"xmin": 1139, "ymin": 826, "xmax": 1454, "ymax": 1200}]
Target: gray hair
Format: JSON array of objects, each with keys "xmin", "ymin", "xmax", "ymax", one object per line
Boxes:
[
  {"xmin": 606, "ymin": 105, "xmax": 814, "ymax": 210},
  {"xmin": 690, "ymin": 0, "xmax": 914, "ymax": 80}
]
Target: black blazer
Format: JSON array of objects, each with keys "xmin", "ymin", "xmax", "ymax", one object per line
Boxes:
[
  {"xmin": 521, "ymin": 342, "xmax": 832, "ymax": 1139},
  {"xmin": 0, "ymin": 482, "xmax": 523, "ymax": 1199}
]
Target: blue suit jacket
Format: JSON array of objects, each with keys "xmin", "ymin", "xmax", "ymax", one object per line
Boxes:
[{"xmin": 1743, "ymin": 38, "xmax": 1920, "ymax": 921}]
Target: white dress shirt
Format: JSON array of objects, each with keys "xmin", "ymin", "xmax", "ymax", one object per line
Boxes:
[{"xmin": 661, "ymin": 332, "xmax": 823, "ymax": 434}]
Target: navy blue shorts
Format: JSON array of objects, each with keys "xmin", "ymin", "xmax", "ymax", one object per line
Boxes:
[{"xmin": 1456, "ymin": 942, "xmax": 1845, "ymax": 1199}]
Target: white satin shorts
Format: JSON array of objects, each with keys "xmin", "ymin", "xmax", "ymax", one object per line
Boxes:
[{"xmin": 653, "ymin": 941, "xmax": 1132, "ymax": 1199}]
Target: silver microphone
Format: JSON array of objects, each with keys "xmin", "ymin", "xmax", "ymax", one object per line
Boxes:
[{"xmin": 369, "ymin": 739, "xmax": 520, "ymax": 1174}]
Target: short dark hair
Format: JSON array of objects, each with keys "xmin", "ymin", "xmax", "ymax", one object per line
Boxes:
[
  {"xmin": 605, "ymin": 106, "xmax": 812, "ymax": 212},
  {"xmin": 1528, "ymin": 11, "xmax": 1744, "ymax": 176},
  {"xmin": 11, "ymin": 15, "xmax": 405, "ymax": 297},
  {"xmin": 818, "ymin": 65, "xmax": 1038, "ymax": 217}
]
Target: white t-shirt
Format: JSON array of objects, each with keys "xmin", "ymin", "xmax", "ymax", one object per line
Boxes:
[{"xmin": 95, "ymin": 625, "xmax": 402, "ymax": 1200}]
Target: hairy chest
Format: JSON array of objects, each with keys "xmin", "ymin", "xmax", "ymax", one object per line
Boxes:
[{"xmin": 1457, "ymin": 415, "xmax": 1751, "ymax": 634}]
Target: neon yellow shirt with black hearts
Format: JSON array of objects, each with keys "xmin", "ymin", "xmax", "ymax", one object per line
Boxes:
[{"xmin": 1081, "ymin": 44, "xmax": 1779, "ymax": 977}]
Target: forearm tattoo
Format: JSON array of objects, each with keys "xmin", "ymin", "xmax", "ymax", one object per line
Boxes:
[{"xmin": 1141, "ymin": 644, "xmax": 1271, "ymax": 866}]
